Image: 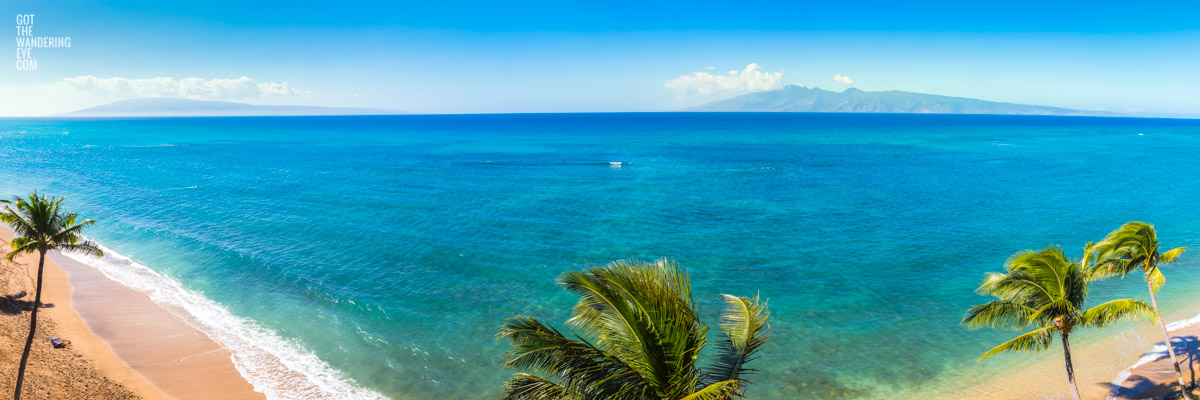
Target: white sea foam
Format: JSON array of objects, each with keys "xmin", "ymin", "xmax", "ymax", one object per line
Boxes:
[
  {"xmin": 61, "ymin": 242, "xmax": 390, "ymax": 400},
  {"xmin": 1107, "ymin": 312, "xmax": 1200, "ymax": 400},
  {"xmin": 1164, "ymin": 313, "xmax": 1200, "ymax": 332}
]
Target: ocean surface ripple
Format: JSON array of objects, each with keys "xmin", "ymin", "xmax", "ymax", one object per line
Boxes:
[{"xmin": 2, "ymin": 113, "xmax": 1200, "ymax": 399}]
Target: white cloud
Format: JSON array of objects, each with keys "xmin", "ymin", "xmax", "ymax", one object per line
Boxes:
[
  {"xmin": 833, "ymin": 74, "xmax": 854, "ymax": 85},
  {"xmin": 61, "ymin": 76, "xmax": 315, "ymax": 100},
  {"xmin": 257, "ymin": 81, "xmax": 312, "ymax": 96},
  {"xmin": 665, "ymin": 63, "xmax": 783, "ymax": 98}
]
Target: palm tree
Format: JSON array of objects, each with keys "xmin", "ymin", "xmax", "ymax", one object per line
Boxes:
[
  {"xmin": 497, "ymin": 258, "xmax": 770, "ymax": 400},
  {"xmin": 0, "ymin": 192, "xmax": 102, "ymax": 400},
  {"xmin": 1089, "ymin": 222, "xmax": 1193, "ymax": 399},
  {"xmin": 962, "ymin": 246, "xmax": 1153, "ymax": 400}
]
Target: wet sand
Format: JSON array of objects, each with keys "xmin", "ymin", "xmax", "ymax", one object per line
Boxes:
[
  {"xmin": 1108, "ymin": 322, "xmax": 1200, "ymax": 400},
  {"xmin": 52, "ymin": 252, "xmax": 266, "ymax": 400},
  {"xmin": 1, "ymin": 227, "xmax": 165, "ymax": 399},
  {"xmin": 8, "ymin": 219, "xmax": 1200, "ymax": 400},
  {"xmin": 931, "ymin": 314, "xmax": 1200, "ymax": 400},
  {"xmin": 0, "ymin": 227, "xmax": 263, "ymax": 400}
]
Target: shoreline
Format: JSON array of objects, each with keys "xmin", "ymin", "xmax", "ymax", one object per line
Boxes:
[
  {"xmin": 927, "ymin": 308, "xmax": 1200, "ymax": 400},
  {"xmin": 0, "ymin": 226, "xmax": 263, "ymax": 400},
  {"xmin": 1, "ymin": 227, "xmax": 167, "ymax": 399},
  {"xmin": 5, "ymin": 229, "xmax": 1198, "ymax": 400},
  {"xmin": 50, "ymin": 252, "xmax": 264, "ymax": 400}
]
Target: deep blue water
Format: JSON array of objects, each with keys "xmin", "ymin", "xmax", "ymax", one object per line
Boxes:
[{"xmin": 3, "ymin": 113, "xmax": 1200, "ymax": 399}]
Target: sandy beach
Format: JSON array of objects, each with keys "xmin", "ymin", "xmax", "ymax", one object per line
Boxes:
[
  {"xmin": 0, "ymin": 227, "xmax": 263, "ymax": 400},
  {"xmin": 928, "ymin": 308, "xmax": 1200, "ymax": 400},
  {"xmin": 7, "ymin": 219, "xmax": 1200, "ymax": 400},
  {"xmin": 7, "ymin": 220, "xmax": 1200, "ymax": 400}
]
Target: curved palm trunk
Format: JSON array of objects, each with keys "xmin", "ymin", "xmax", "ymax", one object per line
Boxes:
[
  {"xmin": 1061, "ymin": 333, "xmax": 1082, "ymax": 400},
  {"xmin": 1065, "ymin": 331, "xmax": 1084, "ymax": 398},
  {"xmin": 1148, "ymin": 280, "xmax": 1194, "ymax": 400},
  {"xmin": 12, "ymin": 250, "xmax": 45, "ymax": 400}
]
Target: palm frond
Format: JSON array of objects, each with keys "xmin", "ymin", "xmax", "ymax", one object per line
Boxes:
[
  {"xmin": 966, "ymin": 245, "xmax": 1148, "ymax": 361},
  {"xmin": 501, "ymin": 373, "xmax": 583, "ymax": 400},
  {"xmin": 1093, "ymin": 222, "xmax": 1166, "ymax": 284},
  {"xmin": 56, "ymin": 241, "xmax": 103, "ymax": 258},
  {"xmin": 1081, "ymin": 241, "xmax": 1103, "ymax": 281},
  {"xmin": 1090, "ymin": 257, "xmax": 1136, "ymax": 280},
  {"xmin": 1004, "ymin": 247, "xmax": 1072, "ymax": 299},
  {"xmin": 681, "ymin": 380, "xmax": 740, "ymax": 400},
  {"xmin": 1081, "ymin": 299, "xmax": 1154, "ymax": 327},
  {"xmin": 500, "ymin": 260, "xmax": 770, "ymax": 400},
  {"xmin": 498, "ymin": 316, "xmax": 651, "ymax": 399},
  {"xmin": 1146, "ymin": 267, "xmax": 1166, "ymax": 293},
  {"xmin": 558, "ymin": 267, "xmax": 662, "ymax": 389},
  {"xmin": 6, "ymin": 240, "xmax": 40, "ymax": 262},
  {"xmin": 0, "ymin": 199, "xmax": 38, "ymax": 239},
  {"xmin": 49, "ymin": 218, "xmax": 95, "ymax": 241},
  {"xmin": 559, "ymin": 259, "xmax": 707, "ymax": 398},
  {"xmin": 1027, "ymin": 298, "xmax": 1081, "ymax": 329},
  {"xmin": 979, "ymin": 325, "xmax": 1057, "ymax": 360},
  {"xmin": 1161, "ymin": 247, "xmax": 1186, "ymax": 265},
  {"xmin": 977, "ymin": 272, "xmax": 1051, "ymax": 303},
  {"xmin": 704, "ymin": 294, "xmax": 770, "ymax": 396},
  {"xmin": 961, "ymin": 300, "xmax": 1035, "ymax": 330},
  {"xmin": 2, "ymin": 193, "xmax": 101, "ymax": 261}
]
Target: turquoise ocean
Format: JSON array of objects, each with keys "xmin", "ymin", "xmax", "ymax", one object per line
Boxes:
[{"xmin": 2, "ymin": 113, "xmax": 1200, "ymax": 399}]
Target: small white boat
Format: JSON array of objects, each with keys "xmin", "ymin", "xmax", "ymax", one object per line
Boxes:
[{"xmin": 610, "ymin": 162, "xmax": 623, "ymax": 166}]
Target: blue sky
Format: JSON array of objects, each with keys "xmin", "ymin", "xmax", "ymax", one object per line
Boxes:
[{"xmin": 3, "ymin": 0, "xmax": 1199, "ymax": 116}]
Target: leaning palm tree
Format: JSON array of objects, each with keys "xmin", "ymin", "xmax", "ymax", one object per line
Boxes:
[
  {"xmin": 1, "ymin": 192, "xmax": 102, "ymax": 400},
  {"xmin": 497, "ymin": 258, "xmax": 770, "ymax": 400},
  {"xmin": 1089, "ymin": 221, "xmax": 1193, "ymax": 399},
  {"xmin": 963, "ymin": 246, "xmax": 1153, "ymax": 400}
]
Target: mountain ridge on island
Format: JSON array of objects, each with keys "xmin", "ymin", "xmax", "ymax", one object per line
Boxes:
[
  {"xmin": 686, "ymin": 85, "xmax": 1112, "ymax": 116},
  {"xmin": 60, "ymin": 98, "xmax": 404, "ymax": 117}
]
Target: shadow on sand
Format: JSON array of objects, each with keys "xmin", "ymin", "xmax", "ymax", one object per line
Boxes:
[
  {"xmin": 1108, "ymin": 335, "xmax": 1200, "ymax": 399},
  {"xmin": 0, "ymin": 290, "xmax": 55, "ymax": 315}
]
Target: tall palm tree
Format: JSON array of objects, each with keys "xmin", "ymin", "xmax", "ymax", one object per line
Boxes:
[
  {"xmin": 0, "ymin": 192, "xmax": 102, "ymax": 400},
  {"xmin": 497, "ymin": 258, "xmax": 770, "ymax": 400},
  {"xmin": 1089, "ymin": 221, "xmax": 1193, "ymax": 399},
  {"xmin": 963, "ymin": 246, "xmax": 1153, "ymax": 400}
]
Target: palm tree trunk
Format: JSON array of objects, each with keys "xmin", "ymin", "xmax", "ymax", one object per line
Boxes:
[
  {"xmin": 1149, "ymin": 281, "xmax": 1194, "ymax": 400},
  {"xmin": 12, "ymin": 250, "xmax": 45, "ymax": 400},
  {"xmin": 1061, "ymin": 332, "xmax": 1082, "ymax": 400}
]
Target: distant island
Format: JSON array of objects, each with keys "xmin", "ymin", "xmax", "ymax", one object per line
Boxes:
[
  {"xmin": 61, "ymin": 98, "xmax": 403, "ymax": 117},
  {"xmin": 61, "ymin": 91, "xmax": 1113, "ymax": 117},
  {"xmin": 687, "ymin": 85, "xmax": 1111, "ymax": 116}
]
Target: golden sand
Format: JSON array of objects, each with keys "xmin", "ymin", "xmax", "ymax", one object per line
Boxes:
[{"xmin": 0, "ymin": 227, "xmax": 262, "ymax": 399}]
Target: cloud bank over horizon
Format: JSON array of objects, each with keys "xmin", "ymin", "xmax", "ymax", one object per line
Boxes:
[
  {"xmin": 60, "ymin": 76, "xmax": 315, "ymax": 100},
  {"xmin": 664, "ymin": 63, "xmax": 783, "ymax": 99},
  {"xmin": 834, "ymin": 74, "xmax": 854, "ymax": 85}
]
